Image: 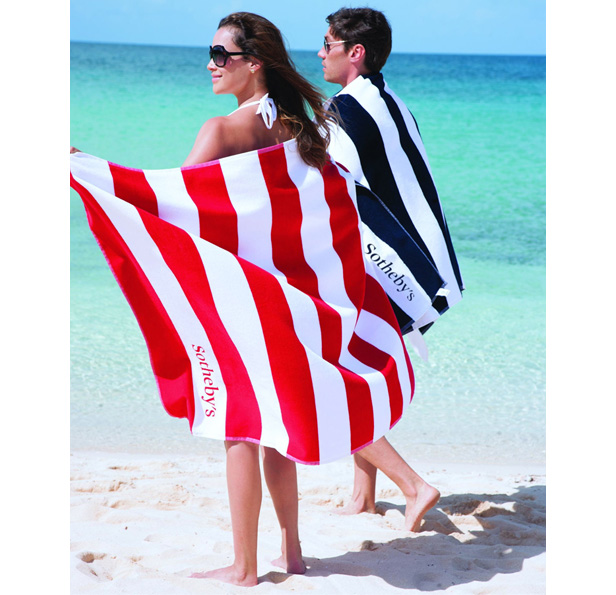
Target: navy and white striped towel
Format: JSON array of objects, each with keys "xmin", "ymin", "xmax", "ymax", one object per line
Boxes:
[{"xmin": 328, "ymin": 73, "xmax": 464, "ymax": 343}]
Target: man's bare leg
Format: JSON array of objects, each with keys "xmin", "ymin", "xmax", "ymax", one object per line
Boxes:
[
  {"xmin": 261, "ymin": 447, "xmax": 306, "ymax": 574},
  {"xmin": 191, "ymin": 440, "xmax": 261, "ymax": 586},
  {"xmin": 338, "ymin": 453, "xmax": 379, "ymax": 514},
  {"xmin": 356, "ymin": 437, "xmax": 440, "ymax": 531}
]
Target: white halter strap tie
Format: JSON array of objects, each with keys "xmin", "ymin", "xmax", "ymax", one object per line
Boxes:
[{"xmin": 230, "ymin": 93, "xmax": 278, "ymax": 129}]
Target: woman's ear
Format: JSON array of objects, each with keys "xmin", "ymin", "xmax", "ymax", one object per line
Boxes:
[{"xmin": 248, "ymin": 59, "xmax": 263, "ymax": 73}]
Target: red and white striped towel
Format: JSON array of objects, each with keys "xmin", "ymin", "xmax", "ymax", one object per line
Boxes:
[{"xmin": 70, "ymin": 140, "xmax": 414, "ymax": 464}]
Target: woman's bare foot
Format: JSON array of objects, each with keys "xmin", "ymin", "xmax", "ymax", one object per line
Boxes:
[
  {"xmin": 271, "ymin": 537, "xmax": 306, "ymax": 574},
  {"xmin": 404, "ymin": 483, "xmax": 440, "ymax": 532},
  {"xmin": 271, "ymin": 553, "xmax": 307, "ymax": 574},
  {"xmin": 191, "ymin": 564, "xmax": 258, "ymax": 587}
]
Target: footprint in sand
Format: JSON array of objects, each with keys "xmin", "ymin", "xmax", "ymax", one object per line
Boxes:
[
  {"xmin": 77, "ymin": 551, "xmax": 144, "ymax": 582},
  {"xmin": 73, "ymin": 480, "xmax": 132, "ymax": 493},
  {"xmin": 76, "ymin": 552, "xmax": 113, "ymax": 581}
]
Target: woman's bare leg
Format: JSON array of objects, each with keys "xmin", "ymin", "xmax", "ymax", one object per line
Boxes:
[
  {"xmin": 261, "ymin": 447, "xmax": 306, "ymax": 574},
  {"xmin": 192, "ymin": 440, "xmax": 261, "ymax": 586},
  {"xmin": 339, "ymin": 453, "xmax": 379, "ymax": 514},
  {"xmin": 356, "ymin": 437, "xmax": 440, "ymax": 531}
]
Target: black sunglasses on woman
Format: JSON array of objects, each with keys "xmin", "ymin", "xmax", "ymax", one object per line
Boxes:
[{"xmin": 209, "ymin": 45, "xmax": 251, "ymax": 67}]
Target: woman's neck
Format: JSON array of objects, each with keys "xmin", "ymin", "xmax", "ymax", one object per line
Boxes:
[{"xmin": 235, "ymin": 85, "xmax": 269, "ymax": 109}]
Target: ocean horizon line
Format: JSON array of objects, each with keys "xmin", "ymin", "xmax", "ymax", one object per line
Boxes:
[{"xmin": 69, "ymin": 39, "xmax": 546, "ymax": 60}]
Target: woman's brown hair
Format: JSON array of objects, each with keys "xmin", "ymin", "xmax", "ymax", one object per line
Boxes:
[{"xmin": 218, "ymin": 12, "xmax": 336, "ymax": 169}]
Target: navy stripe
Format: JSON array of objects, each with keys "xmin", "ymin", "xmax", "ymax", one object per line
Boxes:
[
  {"xmin": 368, "ymin": 74, "xmax": 464, "ymax": 291},
  {"xmin": 331, "ymin": 93, "xmax": 436, "ymax": 268},
  {"xmin": 355, "ymin": 184, "xmax": 444, "ymax": 299},
  {"xmin": 389, "ymin": 299, "xmax": 415, "ymax": 335},
  {"xmin": 355, "ymin": 183, "xmax": 445, "ymax": 335}
]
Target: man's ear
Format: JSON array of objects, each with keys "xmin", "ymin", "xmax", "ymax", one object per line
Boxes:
[{"xmin": 349, "ymin": 44, "xmax": 366, "ymax": 65}]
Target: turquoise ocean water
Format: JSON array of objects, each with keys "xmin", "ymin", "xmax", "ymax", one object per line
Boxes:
[{"xmin": 70, "ymin": 42, "xmax": 545, "ymax": 465}]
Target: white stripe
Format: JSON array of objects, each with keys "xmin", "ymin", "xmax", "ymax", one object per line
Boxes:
[
  {"xmin": 337, "ymin": 295, "xmax": 413, "ymax": 442},
  {"xmin": 382, "ymin": 83, "xmax": 464, "ymax": 303},
  {"xmin": 347, "ymin": 309, "xmax": 412, "ymax": 440},
  {"xmin": 192, "ymin": 238, "xmax": 290, "ymax": 453},
  {"xmin": 334, "ymin": 158, "xmax": 362, "ymax": 211},
  {"xmin": 276, "ymin": 279, "xmax": 352, "ymax": 462},
  {"xmin": 362, "ymin": 224, "xmax": 435, "ymax": 323},
  {"xmin": 414, "ymin": 306, "xmax": 441, "ymax": 329},
  {"xmin": 382, "ymin": 80, "xmax": 433, "ymax": 175},
  {"xmin": 143, "ymin": 167, "xmax": 201, "ymax": 237},
  {"xmin": 329, "ymin": 125, "xmax": 369, "ymax": 187},
  {"xmin": 280, "ymin": 145, "xmax": 355, "ymax": 460},
  {"xmin": 340, "ymin": 349, "xmax": 391, "ymax": 444},
  {"xmin": 291, "ymin": 157, "xmax": 394, "ymax": 445},
  {"xmin": 220, "ymin": 152, "xmax": 277, "ymax": 274},
  {"xmin": 306, "ymin": 351, "xmax": 353, "ymax": 463},
  {"xmin": 355, "ymin": 305, "xmax": 412, "ymax": 401},
  {"xmin": 285, "ymin": 145, "xmax": 358, "ymax": 346},
  {"xmin": 70, "ymin": 153, "xmax": 115, "ymax": 196}
]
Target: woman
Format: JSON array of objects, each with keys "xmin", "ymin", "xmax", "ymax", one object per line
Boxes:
[
  {"xmin": 184, "ymin": 13, "xmax": 334, "ymax": 585},
  {"xmin": 70, "ymin": 12, "xmax": 428, "ymax": 587}
]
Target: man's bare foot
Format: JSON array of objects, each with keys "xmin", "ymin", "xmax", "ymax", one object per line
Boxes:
[
  {"xmin": 271, "ymin": 554, "xmax": 307, "ymax": 574},
  {"xmin": 191, "ymin": 564, "xmax": 258, "ymax": 587},
  {"xmin": 404, "ymin": 484, "xmax": 440, "ymax": 532},
  {"xmin": 336, "ymin": 496, "xmax": 385, "ymax": 516}
]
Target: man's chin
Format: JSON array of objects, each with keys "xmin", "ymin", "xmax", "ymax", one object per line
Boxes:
[{"xmin": 323, "ymin": 72, "xmax": 340, "ymax": 85}]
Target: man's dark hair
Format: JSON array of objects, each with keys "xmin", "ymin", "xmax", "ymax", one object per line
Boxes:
[{"xmin": 326, "ymin": 7, "xmax": 392, "ymax": 73}]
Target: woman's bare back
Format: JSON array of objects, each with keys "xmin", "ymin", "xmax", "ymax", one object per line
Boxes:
[{"xmin": 183, "ymin": 101, "xmax": 293, "ymax": 167}]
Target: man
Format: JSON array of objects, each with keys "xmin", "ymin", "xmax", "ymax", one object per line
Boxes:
[{"xmin": 319, "ymin": 7, "xmax": 464, "ymax": 529}]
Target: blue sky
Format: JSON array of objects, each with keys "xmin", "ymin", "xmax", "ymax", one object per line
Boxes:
[{"xmin": 70, "ymin": 0, "xmax": 545, "ymax": 55}]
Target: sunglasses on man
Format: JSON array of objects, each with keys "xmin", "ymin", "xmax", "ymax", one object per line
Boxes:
[
  {"xmin": 209, "ymin": 45, "xmax": 251, "ymax": 67},
  {"xmin": 323, "ymin": 38, "xmax": 348, "ymax": 53}
]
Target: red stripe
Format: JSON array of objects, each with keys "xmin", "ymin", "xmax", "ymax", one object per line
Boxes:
[
  {"xmin": 254, "ymin": 149, "xmax": 322, "ymax": 461},
  {"xmin": 108, "ymin": 162, "xmax": 159, "ymax": 217},
  {"xmin": 322, "ymin": 162, "xmax": 366, "ymax": 312},
  {"xmin": 348, "ymin": 332, "xmax": 404, "ymax": 429},
  {"xmin": 181, "ymin": 163, "xmax": 239, "ymax": 253},
  {"xmin": 70, "ymin": 173, "xmax": 194, "ymax": 425},
  {"xmin": 363, "ymin": 274, "xmax": 414, "ymax": 413},
  {"xmin": 320, "ymin": 162, "xmax": 377, "ymax": 449},
  {"xmin": 239, "ymin": 264, "xmax": 320, "ymax": 463},
  {"xmin": 260, "ymin": 150, "xmax": 344, "ymax": 364},
  {"xmin": 259, "ymin": 149, "xmax": 320, "ymax": 295},
  {"xmin": 138, "ymin": 213, "xmax": 263, "ymax": 441},
  {"xmin": 260, "ymin": 148, "xmax": 377, "ymax": 456},
  {"xmin": 362, "ymin": 274, "xmax": 401, "ymax": 329},
  {"xmin": 336, "ymin": 368, "xmax": 373, "ymax": 452}
]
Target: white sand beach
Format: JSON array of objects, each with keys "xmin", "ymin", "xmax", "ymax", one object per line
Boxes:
[{"xmin": 70, "ymin": 449, "xmax": 545, "ymax": 593}]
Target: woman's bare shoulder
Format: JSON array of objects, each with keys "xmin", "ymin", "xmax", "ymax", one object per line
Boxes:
[
  {"xmin": 203, "ymin": 111, "xmax": 267, "ymax": 155},
  {"xmin": 201, "ymin": 115, "xmax": 233, "ymax": 133},
  {"xmin": 183, "ymin": 116, "xmax": 236, "ymax": 166},
  {"xmin": 184, "ymin": 110, "xmax": 288, "ymax": 167}
]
